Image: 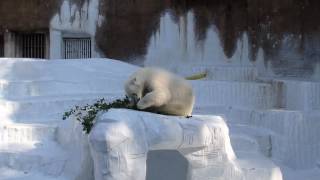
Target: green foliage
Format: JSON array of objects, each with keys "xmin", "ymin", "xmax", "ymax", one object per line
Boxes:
[{"xmin": 63, "ymin": 96, "xmax": 137, "ymax": 134}]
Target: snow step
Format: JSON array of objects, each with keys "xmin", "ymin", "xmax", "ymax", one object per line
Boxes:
[
  {"xmin": 175, "ymin": 65, "xmax": 258, "ymax": 81},
  {"xmin": 0, "ymin": 58, "xmax": 137, "ymax": 82},
  {"xmin": 0, "ymin": 124, "xmax": 57, "ymax": 143},
  {"xmin": 0, "ymin": 78, "xmax": 125, "ymax": 99},
  {"xmin": 0, "ymin": 141, "xmax": 67, "ymax": 177},
  {"xmin": 229, "ymin": 125, "xmax": 273, "ymax": 158},
  {"xmin": 281, "ymin": 167, "xmax": 320, "ymax": 180},
  {"xmin": 193, "ymin": 105, "xmax": 255, "ymax": 124},
  {"xmin": 230, "ymin": 133, "xmax": 259, "ymax": 154},
  {"xmin": 0, "ymin": 93, "xmax": 123, "ymax": 123},
  {"xmin": 193, "ymin": 105, "xmax": 305, "ymax": 135},
  {"xmin": 192, "ymin": 81, "xmax": 275, "ymax": 109},
  {"xmin": 276, "ymin": 80, "xmax": 320, "ymax": 110},
  {"xmin": 0, "ymin": 167, "xmax": 68, "ymax": 180},
  {"xmin": 236, "ymin": 152, "xmax": 282, "ymax": 180}
]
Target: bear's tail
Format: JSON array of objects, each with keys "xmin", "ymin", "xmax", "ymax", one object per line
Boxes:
[{"xmin": 185, "ymin": 72, "xmax": 207, "ymax": 80}]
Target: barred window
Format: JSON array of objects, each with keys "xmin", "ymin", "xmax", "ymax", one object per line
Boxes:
[
  {"xmin": 63, "ymin": 38, "xmax": 91, "ymax": 59},
  {"xmin": 14, "ymin": 32, "xmax": 46, "ymax": 58}
]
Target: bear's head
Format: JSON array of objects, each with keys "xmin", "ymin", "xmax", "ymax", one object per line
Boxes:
[{"xmin": 124, "ymin": 76, "xmax": 143, "ymax": 104}]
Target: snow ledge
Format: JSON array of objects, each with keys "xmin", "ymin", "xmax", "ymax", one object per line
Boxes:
[{"xmin": 88, "ymin": 109, "xmax": 281, "ymax": 180}]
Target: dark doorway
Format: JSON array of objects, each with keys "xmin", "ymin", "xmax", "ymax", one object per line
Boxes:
[
  {"xmin": 14, "ymin": 32, "xmax": 47, "ymax": 58},
  {"xmin": 146, "ymin": 150, "xmax": 188, "ymax": 180},
  {"xmin": 63, "ymin": 37, "xmax": 92, "ymax": 59}
]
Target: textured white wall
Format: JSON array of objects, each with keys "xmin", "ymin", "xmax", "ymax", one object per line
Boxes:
[
  {"xmin": 144, "ymin": 11, "xmax": 320, "ymax": 80},
  {"xmin": 49, "ymin": 0, "xmax": 102, "ymax": 59},
  {"xmin": 145, "ymin": 12, "xmax": 263, "ymax": 71},
  {"xmin": 48, "ymin": 2, "xmax": 320, "ymax": 80}
]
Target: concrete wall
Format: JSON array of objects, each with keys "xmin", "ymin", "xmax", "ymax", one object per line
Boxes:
[
  {"xmin": 144, "ymin": 11, "xmax": 320, "ymax": 80},
  {"xmin": 0, "ymin": 0, "xmax": 319, "ymax": 79},
  {"xmin": 50, "ymin": 0, "xmax": 101, "ymax": 59}
]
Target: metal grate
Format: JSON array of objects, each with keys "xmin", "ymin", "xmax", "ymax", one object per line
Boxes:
[
  {"xmin": 0, "ymin": 35, "xmax": 4, "ymax": 57},
  {"xmin": 14, "ymin": 33, "xmax": 46, "ymax": 58},
  {"xmin": 63, "ymin": 38, "xmax": 91, "ymax": 59}
]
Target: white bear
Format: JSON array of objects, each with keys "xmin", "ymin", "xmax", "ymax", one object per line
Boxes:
[{"xmin": 124, "ymin": 67, "xmax": 195, "ymax": 117}]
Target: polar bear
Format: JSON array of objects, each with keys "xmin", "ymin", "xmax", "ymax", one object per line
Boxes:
[{"xmin": 124, "ymin": 67, "xmax": 195, "ymax": 117}]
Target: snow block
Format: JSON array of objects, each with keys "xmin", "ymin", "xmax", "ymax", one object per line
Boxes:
[
  {"xmin": 0, "ymin": 124, "xmax": 57, "ymax": 143},
  {"xmin": 279, "ymin": 80, "xmax": 320, "ymax": 110},
  {"xmin": 192, "ymin": 81, "xmax": 275, "ymax": 109},
  {"xmin": 175, "ymin": 65, "xmax": 258, "ymax": 81},
  {"xmin": 0, "ymin": 93, "xmax": 122, "ymax": 123},
  {"xmin": 88, "ymin": 109, "xmax": 240, "ymax": 180},
  {"xmin": 88, "ymin": 109, "xmax": 282, "ymax": 180}
]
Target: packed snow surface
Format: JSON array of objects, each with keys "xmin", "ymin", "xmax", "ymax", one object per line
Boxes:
[
  {"xmin": 0, "ymin": 58, "xmax": 319, "ymax": 180},
  {"xmin": 89, "ymin": 108, "xmax": 282, "ymax": 180}
]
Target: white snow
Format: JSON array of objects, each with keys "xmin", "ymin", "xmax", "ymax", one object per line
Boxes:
[
  {"xmin": 0, "ymin": 58, "xmax": 137, "ymax": 180},
  {"xmin": 0, "ymin": 57, "xmax": 319, "ymax": 180},
  {"xmin": 89, "ymin": 108, "xmax": 281, "ymax": 180}
]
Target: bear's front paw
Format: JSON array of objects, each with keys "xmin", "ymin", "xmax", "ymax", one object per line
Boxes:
[{"xmin": 137, "ymin": 99, "xmax": 150, "ymax": 110}]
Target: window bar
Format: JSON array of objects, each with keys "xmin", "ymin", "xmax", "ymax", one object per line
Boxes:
[
  {"xmin": 89, "ymin": 39, "xmax": 91, "ymax": 58},
  {"xmin": 82, "ymin": 39, "xmax": 87, "ymax": 58},
  {"xmin": 66, "ymin": 39, "xmax": 68, "ymax": 59},
  {"xmin": 86, "ymin": 39, "xmax": 88, "ymax": 58},
  {"xmin": 72, "ymin": 39, "xmax": 74, "ymax": 59},
  {"xmin": 86, "ymin": 39, "xmax": 89, "ymax": 58},
  {"xmin": 77, "ymin": 39, "xmax": 78, "ymax": 58},
  {"xmin": 88, "ymin": 39, "xmax": 90, "ymax": 58},
  {"xmin": 64, "ymin": 39, "xmax": 66, "ymax": 59},
  {"xmin": 14, "ymin": 34, "xmax": 18, "ymax": 57},
  {"xmin": 67, "ymin": 39, "xmax": 68, "ymax": 59},
  {"xmin": 77, "ymin": 39, "xmax": 80, "ymax": 58},
  {"xmin": 81, "ymin": 39, "xmax": 84, "ymax": 58},
  {"xmin": 36, "ymin": 34, "xmax": 39, "ymax": 58},
  {"xmin": 85, "ymin": 39, "xmax": 88, "ymax": 58},
  {"xmin": 64, "ymin": 39, "xmax": 67, "ymax": 59},
  {"xmin": 22, "ymin": 34, "xmax": 25, "ymax": 57},
  {"xmin": 77, "ymin": 39, "xmax": 79, "ymax": 58},
  {"xmin": 26, "ymin": 34, "xmax": 28, "ymax": 57},
  {"xmin": 82, "ymin": 39, "xmax": 84, "ymax": 58},
  {"xmin": 23, "ymin": 34, "xmax": 26, "ymax": 57},
  {"xmin": 40, "ymin": 34, "xmax": 43, "ymax": 58},
  {"xmin": 79, "ymin": 39, "xmax": 81, "ymax": 58},
  {"xmin": 32, "ymin": 34, "xmax": 34, "ymax": 58},
  {"xmin": 34, "ymin": 34, "xmax": 37, "ymax": 58},
  {"xmin": 73, "ymin": 39, "xmax": 75, "ymax": 59},
  {"xmin": 67, "ymin": 39, "xmax": 69, "ymax": 59},
  {"xmin": 28, "ymin": 34, "xmax": 30, "ymax": 58},
  {"xmin": 41, "ymin": 34, "xmax": 43, "ymax": 58},
  {"xmin": 31, "ymin": 34, "xmax": 33, "ymax": 58},
  {"xmin": 85, "ymin": 39, "xmax": 87, "ymax": 58}
]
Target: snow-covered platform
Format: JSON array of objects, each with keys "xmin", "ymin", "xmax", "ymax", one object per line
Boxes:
[
  {"xmin": 0, "ymin": 58, "xmax": 137, "ymax": 180},
  {"xmin": 0, "ymin": 58, "xmax": 319, "ymax": 180},
  {"xmin": 89, "ymin": 109, "xmax": 282, "ymax": 180}
]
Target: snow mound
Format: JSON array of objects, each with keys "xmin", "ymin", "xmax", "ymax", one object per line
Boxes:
[{"xmin": 89, "ymin": 108, "xmax": 282, "ymax": 180}]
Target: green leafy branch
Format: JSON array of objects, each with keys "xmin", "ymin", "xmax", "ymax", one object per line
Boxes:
[{"xmin": 62, "ymin": 96, "xmax": 137, "ymax": 134}]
